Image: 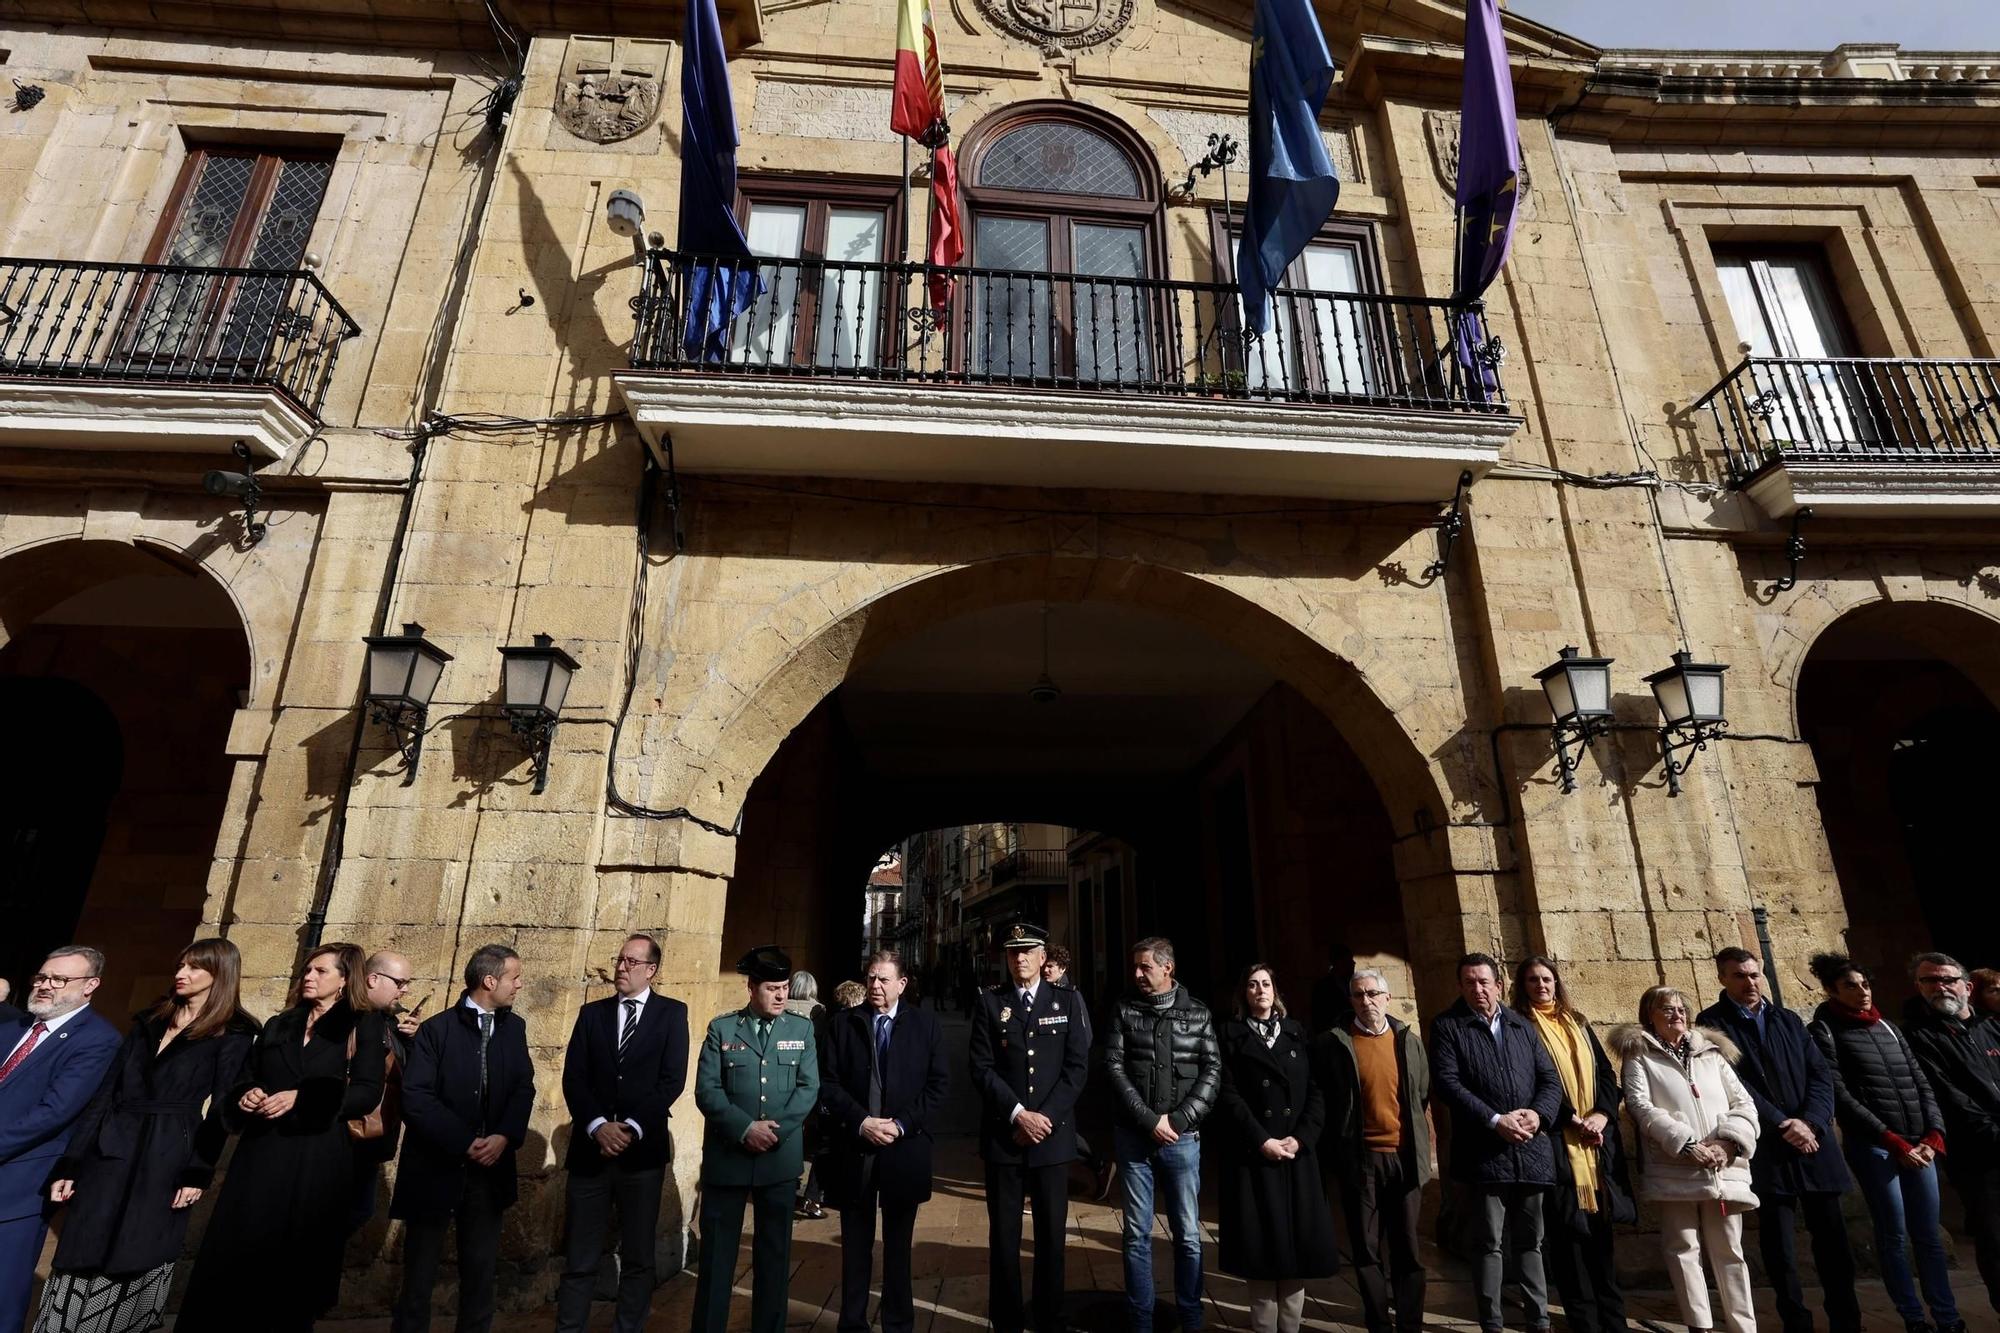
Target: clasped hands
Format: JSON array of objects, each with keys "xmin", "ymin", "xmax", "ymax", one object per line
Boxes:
[
  {"xmin": 1681, "ymin": 1137, "xmax": 1734, "ymax": 1170},
  {"xmin": 1493, "ymin": 1108, "xmax": 1542, "ymax": 1143},
  {"xmin": 1569, "ymin": 1111, "xmax": 1609, "ymax": 1147},
  {"xmin": 1258, "ymin": 1136, "xmax": 1302, "ymax": 1162},
  {"xmin": 592, "ymin": 1121, "xmax": 637, "ymax": 1158},
  {"xmin": 743, "ymin": 1119, "xmax": 782, "ymax": 1153},
  {"xmin": 236, "ymin": 1087, "xmax": 298, "ymax": 1119},
  {"xmin": 465, "ymin": 1134, "xmax": 507, "ymax": 1167},
  {"xmin": 1010, "ymin": 1109, "xmax": 1054, "ymax": 1147},
  {"xmin": 50, "ymin": 1179, "xmax": 202, "ymax": 1209},
  {"xmin": 859, "ymin": 1116, "xmax": 902, "ymax": 1146}
]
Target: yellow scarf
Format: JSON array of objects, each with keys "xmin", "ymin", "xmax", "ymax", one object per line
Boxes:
[{"xmin": 1528, "ymin": 1002, "xmax": 1601, "ymax": 1213}]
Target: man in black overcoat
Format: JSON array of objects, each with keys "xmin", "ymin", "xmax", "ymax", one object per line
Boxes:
[
  {"xmin": 819, "ymin": 948, "xmax": 950, "ymax": 1333},
  {"xmin": 391, "ymin": 944, "xmax": 535, "ymax": 1333},
  {"xmin": 967, "ymin": 922, "xmax": 1092, "ymax": 1333},
  {"xmin": 1697, "ymin": 946, "xmax": 1858, "ymax": 1333},
  {"xmin": 555, "ymin": 932, "xmax": 691, "ymax": 1333}
]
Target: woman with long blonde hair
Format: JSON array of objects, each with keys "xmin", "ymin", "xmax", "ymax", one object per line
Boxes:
[
  {"xmin": 35, "ymin": 938, "xmax": 261, "ymax": 1333},
  {"xmin": 175, "ymin": 942, "xmax": 387, "ymax": 1331}
]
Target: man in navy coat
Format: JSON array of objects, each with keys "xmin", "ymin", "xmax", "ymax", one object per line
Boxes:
[
  {"xmin": 1698, "ymin": 946, "xmax": 1858, "ymax": 1333},
  {"xmin": 391, "ymin": 944, "xmax": 535, "ymax": 1333},
  {"xmin": 0, "ymin": 946, "xmax": 120, "ymax": 1333},
  {"xmin": 818, "ymin": 948, "xmax": 951, "ymax": 1333},
  {"xmin": 555, "ymin": 933, "xmax": 690, "ymax": 1333}
]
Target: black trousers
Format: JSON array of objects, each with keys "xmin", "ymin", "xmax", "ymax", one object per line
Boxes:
[
  {"xmin": 1947, "ymin": 1162, "xmax": 2000, "ymax": 1317},
  {"xmin": 1340, "ymin": 1150, "xmax": 1426, "ymax": 1333},
  {"xmin": 391, "ymin": 1174, "xmax": 507, "ymax": 1333},
  {"xmin": 555, "ymin": 1159, "xmax": 665, "ymax": 1333},
  {"xmin": 1760, "ymin": 1190, "xmax": 1861, "ymax": 1333},
  {"xmin": 985, "ymin": 1159, "xmax": 1069, "ymax": 1333},
  {"xmin": 1541, "ymin": 1188, "xmax": 1625, "ymax": 1333},
  {"xmin": 691, "ymin": 1178, "xmax": 793, "ymax": 1333},
  {"xmin": 838, "ymin": 1172, "xmax": 920, "ymax": 1333}
]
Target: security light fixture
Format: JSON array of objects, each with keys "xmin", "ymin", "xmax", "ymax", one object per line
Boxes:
[
  {"xmin": 1535, "ymin": 645, "xmax": 1614, "ymax": 794},
  {"xmin": 607, "ymin": 189, "xmax": 646, "ymax": 243},
  {"xmin": 1646, "ymin": 650, "xmax": 1729, "ymax": 797},
  {"xmin": 362, "ymin": 623, "xmax": 452, "ymax": 785},
  {"xmin": 499, "ymin": 633, "xmax": 580, "ymax": 795},
  {"xmin": 202, "ymin": 440, "xmax": 267, "ymax": 545}
]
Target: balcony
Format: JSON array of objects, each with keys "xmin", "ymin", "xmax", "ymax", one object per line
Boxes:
[
  {"xmin": 0, "ymin": 259, "xmax": 361, "ymax": 460},
  {"xmin": 612, "ymin": 251, "xmax": 1522, "ymax": 501},
  {"xmin": 1694, "ymin": 355, "xmax": 2000, "ymax": 517},
  {"xmin": 990, "ymin": 848, "xmax": 1069, "ymax": 888}
]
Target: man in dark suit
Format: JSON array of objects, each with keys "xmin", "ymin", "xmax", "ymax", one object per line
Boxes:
[
  {"xmin": 819, "ymin": 948, "xmax": 951, "ymax": 1333},
  {"xmin": 391, "ymin": 944, "xmax": 535, "ymax": 1333},
  {"xmin": 0, "ymin": 946, "xmax": 121, "ymax": 1333},
  {"xmin": 555, "ymin": 932, "xmax": 691, "ymax": 1333},
  {"xmin": 968, "ymin": 922, "xmax": 1092, "ymax": 1333}
]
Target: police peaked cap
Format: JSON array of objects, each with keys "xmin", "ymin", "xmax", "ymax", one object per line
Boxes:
[
  {"xmin": 1000, "ymin": 922, "xmax": 1048, "ymax": 951},
  {"xmin": 737, "ymin": 945, "xmax": 792, "ymax": 982}
]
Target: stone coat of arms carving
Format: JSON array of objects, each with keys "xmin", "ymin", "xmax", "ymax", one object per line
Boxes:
[
  {"xmin": 556, "ymin": 69, "xmax": 663, "ymax": 144},
  {"xmin": 974, "ymin": 0, "xmax": 1134, "ymax": 55},
  {"xmin": 1424, "ymin": 108, "xmax": 1534, "ymax": 219}
]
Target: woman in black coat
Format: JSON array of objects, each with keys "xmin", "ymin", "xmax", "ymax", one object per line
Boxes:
[
  {"xmin": 175, "ymin": 942, "xmax": 388, "ymax": 1333},
  {"xmin": 1512, "ymin": 956, "xmax": 1634, "ymax": 1333},
  {"xmin": 33, "ymin": 939, "xmax": 260, "ymax": 1333},
  {"xmin": 1214, "ymin": 963, "xmax": 1339, "ymax": 1333}
]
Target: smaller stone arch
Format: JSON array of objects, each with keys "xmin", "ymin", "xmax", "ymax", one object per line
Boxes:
[{"xmin": 1776, "ymin": 590, "xmax": 2000, "ymax": 737}]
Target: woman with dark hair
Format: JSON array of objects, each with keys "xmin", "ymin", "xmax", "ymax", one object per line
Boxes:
[
  {"xmin": 1972, "ymin": 967, "xmax": 2000, "ymax": 1021},
  {"xmin": 175, "ymin": 942, "xmax": 388, "ymax": 1332},
  {"xmin": 1808, "ymin": 952, "xmax": 1964, "ymax": 1333},
  {"xmin": 1512, "ymin": 956, "xmax": 1633, "ymax": 1333},
  {"xmin": 1213, "ymin": 964, "xmax": 1338, "ymax": 1333},
  {"xmin": 33, "ymin": 939, "xmax": 261, "ymax": 1333}
]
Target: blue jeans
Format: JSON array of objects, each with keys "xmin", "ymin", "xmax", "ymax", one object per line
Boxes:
[
  {"xmin": 1847, "ymin": 1142, "xmax": 1959, "ymax": 1326},
  {"xmin": 1115, "ymin": 1124, "xmax": 1204, "ymax": 1331}
]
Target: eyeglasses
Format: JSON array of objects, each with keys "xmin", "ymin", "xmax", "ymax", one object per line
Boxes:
[
  {"xmin": 615, "ymin": 956, "xmax": 657, "ymax": 971},
  {"xmin": 370, "ymin": 973, "xmax": 413, "ymax": 989},
  {"xmin": 1351, "ymin": 989, "xmax": 1389, "ymax": 1001},
  {"xmin": 1657, "ymin": 1005, "xmax": 1690, "ymax": 1017},
  {"xmin": 30, "ymin": 973, "xmax": 94, "ymax": 988},
  {"xmin": 1918, "ymin": 974, "xmax": 1967, "ymax": 987}
]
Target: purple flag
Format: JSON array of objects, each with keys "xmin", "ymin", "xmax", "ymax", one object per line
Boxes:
[{"xmin": 1452, "ymin": 0, "xmax": 1521, "ymax": 304}]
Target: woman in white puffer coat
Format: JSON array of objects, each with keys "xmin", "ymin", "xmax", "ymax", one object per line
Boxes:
[{"xmin": 1612, "ymin": 985, "xmax": 1760, "ymax": 1333}]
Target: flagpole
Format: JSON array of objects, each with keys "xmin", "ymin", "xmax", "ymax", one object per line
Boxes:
[{"xmin": 901, "ymin": 136, "xmax": 912, "ymax": 264}]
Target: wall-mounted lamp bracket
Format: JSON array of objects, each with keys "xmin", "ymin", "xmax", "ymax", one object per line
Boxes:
[
  {"xmin": 1768, "ymin": 505, "xmax": 1813, "ymax": 595},
  {"xmin": 1424, "ymin": 469, "xmax": 1473, "ymax": 580}
]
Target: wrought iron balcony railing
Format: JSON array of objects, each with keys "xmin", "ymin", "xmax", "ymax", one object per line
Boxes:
[
  {"xmin": 0, "ymin": 259, "xmax": 362, "ymax": 419},
  {"xmin": 1692, "ymin": 355, "xmax": 2000, "ymax": 481},
  {"xmin": 990, "ymin": 848, "xmax": 1069, "ymax": 887},
  {"xmin": 631, "ymin": 250, "xmax": 1508, "ymax": 413}
]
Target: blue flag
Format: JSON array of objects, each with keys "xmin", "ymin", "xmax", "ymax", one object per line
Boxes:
[
  {"xmin": 678, "ymin": 0, "xmax": 762, "ymax": 360},
  {"xmin": 1236, "ymin": 0, "xmax": 1340, "ymax": 337},
  {"xmin": 1449, "ymin": 0, "xmax": 1522, "ymax": 398}
]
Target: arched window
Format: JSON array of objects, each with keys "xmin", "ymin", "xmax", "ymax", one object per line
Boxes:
[{"xmin": 961, "ymin": 107, "xmax": 1160, "ymax": 384}]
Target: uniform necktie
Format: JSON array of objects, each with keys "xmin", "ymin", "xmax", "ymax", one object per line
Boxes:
[
  {"xmin": 619, "ymin": 998, "xmax": 640, "ymax": 1054},
  {"xmin": 0, "ymin": 1022, "xmax": 47, "ymax": 1084},
  {"xmin": 875, "ymin": 1012, "xmax": 892, "ymax": 1070},
  {"xmin": 756, "ymin": 1016, "xmax": 772, "ymax": 1045},
  {"xmin": 1020, "ymin": 989, "xmax": 1033, "ymax": 1014},
  {"xmin": 477, "ymin": 1010, "xmax": 494, "ymax": 1107}
]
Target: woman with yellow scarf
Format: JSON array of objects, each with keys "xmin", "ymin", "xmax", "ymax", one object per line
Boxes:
[{"xmin": 1513, "ymin": 956, "xmax": 1635, "ymax": 1333}]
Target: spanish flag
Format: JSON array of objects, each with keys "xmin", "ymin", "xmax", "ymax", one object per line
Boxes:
[{"xmin": 891, "ymin": 0, "xmax": 945, "ymax": 139}]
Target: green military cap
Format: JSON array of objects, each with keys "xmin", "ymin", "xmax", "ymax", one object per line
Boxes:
[{"xmin": 736, "ymin": 944, "xmax": 792, "ymax": 981}]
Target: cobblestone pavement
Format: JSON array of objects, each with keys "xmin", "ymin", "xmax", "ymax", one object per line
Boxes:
[{"xmin": 304, "ymin": 1009, "xmax": 1994, "ymax": 1332}]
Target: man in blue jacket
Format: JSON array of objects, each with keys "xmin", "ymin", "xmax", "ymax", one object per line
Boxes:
[
  {"xmin": 1697, "ymin": 947, "xmax": 1858, "ymax": 1333},
  {"xmin": 0, "ymin": 946, "xmax": 121, "ymax": 1333},
  {"xmin": 1430, "ymin": 952, "xmax": 1560, "ymax": 1333},
  {"xmin": 391, "ymin": 943, "xmax": 535, "ymax": 1333}
]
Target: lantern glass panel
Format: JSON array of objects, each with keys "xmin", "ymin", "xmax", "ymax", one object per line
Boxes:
[
  {"xmin": 542, "ymin": 658, "xmax": 576, "ymax": 715},
  {"xmin": 367, "ymin": 642, "xmax": 416, "ymax": 701},
  {"xmin": 1652, "ymin": 672, "xmax": 1692, "ymax": 726},
  {"xmin": 1688, "ymin": 670, "xmax": 1725, "ymax": 722},
  {"xmin": 504, "ymin": 655, "xmax": 552, "ymax": 713},
  {"xmin": 1542, "ymin": 671, "xmax": 1577, "ymax": 721},
  {"xmin": 1570, "ymin": 660, "xmax": 1610, "ymax": 715},
  {"xmin": 408, "ymin": 650, "xmax": 446, "ymax": 708}
]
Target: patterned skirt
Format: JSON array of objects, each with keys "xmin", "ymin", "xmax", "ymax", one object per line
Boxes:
[{"xmin": 32, "ymin": 1265, "xmax": 174, "ymax": 1333}]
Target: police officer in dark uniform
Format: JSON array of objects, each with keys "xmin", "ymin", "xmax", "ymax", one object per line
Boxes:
[
  {"xmin": 690, "ymin": 945, "xmax": 819, "ymax": 1333},
  {"xmin": 968, "ymin": 922, "xmax": 1093, "ymax": 1333}
]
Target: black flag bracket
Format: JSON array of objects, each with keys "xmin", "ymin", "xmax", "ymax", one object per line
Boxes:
[
  {"xmin": 1424, "ymin": 469, "xmax": 1474, "ymax": 581},
  {"xmin": 1766, "ymin": 505, "xmax": 1812, "ymax": 595}
]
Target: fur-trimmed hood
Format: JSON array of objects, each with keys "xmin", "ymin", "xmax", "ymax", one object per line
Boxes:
[{"xmin": 1609, "ymin": 1022, "xmax": 1742, "ymax": 1065}]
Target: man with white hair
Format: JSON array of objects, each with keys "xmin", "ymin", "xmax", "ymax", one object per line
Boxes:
[
  {"xmin": 1904, "ymin": 950, "xmax": 2000, "ymax": 1317},
  {"xmin": 0, "ymin": 946, "xmax": 121, "ymax": 1331},
  {"xmin": 1314, "ymin": 967, "xmax": 1431, "ymax": 1333}
]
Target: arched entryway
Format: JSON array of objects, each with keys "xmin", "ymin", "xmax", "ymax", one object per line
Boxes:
[
  {"xmin": 1797, "ymin": 600, "xmax": 2000, "ymax": 986},
  {"xmin": 0, "ymin": 540, "xmax": 250, "ymax": 1012},
  {"xmin": 714, "ymin": 562, "xmax": 1466, "ymax": 1030}
]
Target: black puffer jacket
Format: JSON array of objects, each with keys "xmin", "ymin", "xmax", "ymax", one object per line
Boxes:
[
  {"xmin": 1902, "ymin": 998, "xmax": 2000, "ymax": 1168},
  {"xmin": 1104, "ymin": 986, "xmax": 1222, "ymax": 1134},
  {"xmin": 1809, "ymin": 1002, "xmax": 1944, "ymax": 1146}
]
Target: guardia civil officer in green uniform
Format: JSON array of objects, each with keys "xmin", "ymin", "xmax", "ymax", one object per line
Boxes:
[
  {"xmin": 691, "ymin": 945, "xmax": 820, "ymax": 1333},
  {"xmin": 968, "ymin": 922, "xmax": 1093, "ymax": 1333}
]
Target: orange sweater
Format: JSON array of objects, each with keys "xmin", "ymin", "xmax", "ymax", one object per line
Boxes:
[{"xmin": 1352, "ymin": 1024, "xmax": 1403, "ymax": 1151}]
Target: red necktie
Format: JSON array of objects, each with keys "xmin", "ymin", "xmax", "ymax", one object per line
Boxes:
[{"xmin": 0, "ymin": 1022, "xmax": 48, "ymax": 1084}]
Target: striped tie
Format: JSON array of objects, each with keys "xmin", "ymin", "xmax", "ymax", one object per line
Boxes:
[{"xmin": 619, "ymin": 998, "xmax": 640, "ymax": 1055}]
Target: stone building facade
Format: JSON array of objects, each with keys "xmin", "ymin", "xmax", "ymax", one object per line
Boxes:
[{"xmin": 3, "ymin": 0, "xmax": 1998, "ymax": 1313}]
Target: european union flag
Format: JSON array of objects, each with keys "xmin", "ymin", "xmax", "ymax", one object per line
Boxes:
[
  {"xmin": 1236, "ymin": 0, "xmax": 1340, "ymax": 337},
  {"xmin": 678, "ymin": 0, "xmax": 762, "ymax": 360}
]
